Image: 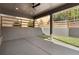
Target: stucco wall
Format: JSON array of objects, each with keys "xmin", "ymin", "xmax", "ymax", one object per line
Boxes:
[
  {"xmin": 41, "ymin": 27, "xmax": 69, "ymax": 36},
  {"xmin": 2, "ymin": 27, "xmax": 79, "ymax": 41},
  {"xmin": 53, "ymin": 28, "xmax": 69, "ymax": 36},
  {"xmin": 2, "ymin": 27, "xmax": 42, "ymax": 41},
  {"xmin": 69, "ymin": 28, "xmax": 79, "ymax": 38},
  {"xmin": 41, "ymin": 27, "xmax": 79, "ymax": 38}
]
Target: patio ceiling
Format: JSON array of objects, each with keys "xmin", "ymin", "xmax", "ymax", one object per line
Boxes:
[{"xmin": 0, "ymin": 3, "xmax": 78, "ymax": 19}]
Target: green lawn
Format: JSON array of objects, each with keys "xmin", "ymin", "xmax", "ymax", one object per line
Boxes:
[
  {"xmin": 53, "ymin": 36, "xmax": 79, "ymax": 47},
  {"xmin": 39, "ymin": 34, "xmax": 79, "ymax": 47}
]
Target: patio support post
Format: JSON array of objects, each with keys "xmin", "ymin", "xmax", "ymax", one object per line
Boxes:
[
  {"xmin": 50, "ymin": 14, "xmax": 52, "ymax": 35},
  {"xmin": 33, "ymin": 19, "xmax": 35, "ymax": 28},
  {"xmin": 50, "ymin": 14, "xmax": 53, "ymax": 40},
  {"xmin": 1, "ymin": 16, "xmax": 2, "ymax": 28},
  {"xmin": 0, "ymin": 16, "xmax": 2, "ymax": 36}
]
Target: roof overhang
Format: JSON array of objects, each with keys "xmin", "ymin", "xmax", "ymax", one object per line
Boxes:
[{"xmin": 34, "ymin": 3, "xmax": 79, "ymax": 19}]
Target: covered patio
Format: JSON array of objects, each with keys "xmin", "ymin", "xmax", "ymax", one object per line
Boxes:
[{"xmin": 0, "ymin": 3, "xmax": 79, "ymax": 55}]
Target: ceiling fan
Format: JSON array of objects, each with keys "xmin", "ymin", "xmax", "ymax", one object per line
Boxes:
[{"xmin": 32, "ymin": 3, "xmax": 40, "ymax": 8}]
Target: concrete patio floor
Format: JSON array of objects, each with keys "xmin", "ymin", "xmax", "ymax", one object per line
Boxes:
[{"xmin": 0, "ymin": 27, "xmax": 79, "ymax": 55}]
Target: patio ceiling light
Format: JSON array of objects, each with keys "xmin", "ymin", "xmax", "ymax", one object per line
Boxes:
[{"xmin": 16, "ymin": 8, "xmax": 19, "ymax": 10}]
